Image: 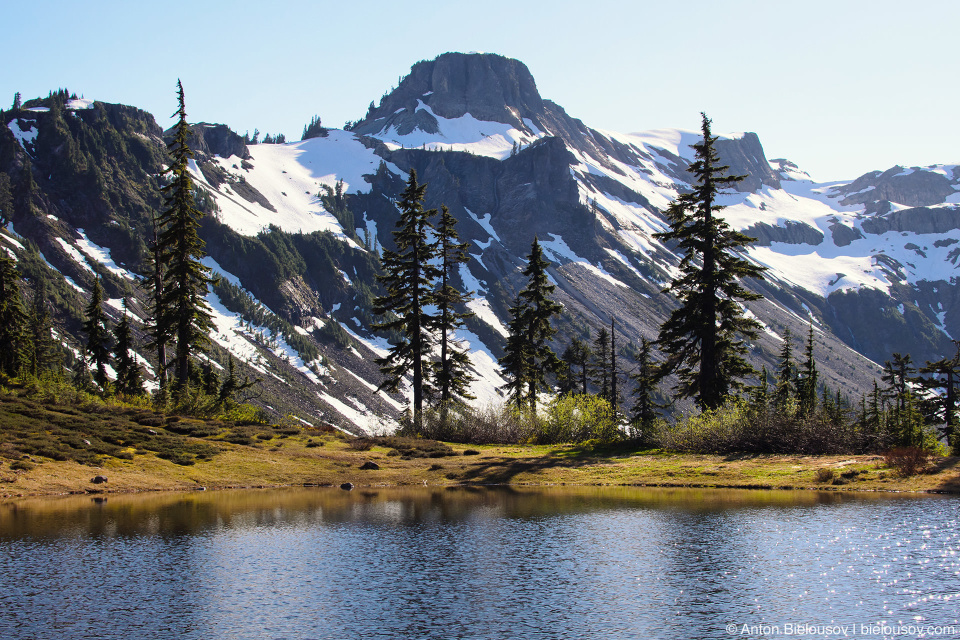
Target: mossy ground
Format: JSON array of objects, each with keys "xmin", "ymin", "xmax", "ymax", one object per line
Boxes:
[{"xmin": 2, "ymin": 385, "xmax": 959, "ymax": 498}]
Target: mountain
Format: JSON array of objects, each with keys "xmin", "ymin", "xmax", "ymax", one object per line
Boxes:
[{"xmin": 2, "ymin": 55, "xmax": 958, "ymax": 432}]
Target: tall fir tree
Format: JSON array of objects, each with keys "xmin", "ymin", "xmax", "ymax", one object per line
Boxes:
[
  {"xmin": 653, "ymin": 113, "xmax": 767, "ymax": 409},
  {"xmin": 773, "ymin": 328, "xmax": 795, "ymax": 414},
  {"xmin": 517, "ymin": 237, "xmax": 563, "ymax": 414},
  {"xmin": 82, "ymin": 277, "xmax": 111, "ymax": 391},
  {"xmin": 372, "ymin": 169, "xmax": 440, "ymax": 430},
  {"xmin": 432, "ymin": 204, "xmax": 475, "ymax": 417},
  {"xmin": 26, "ymin": 274, "xmax": 55, "ymax": 376},
  {"xmin": 559, "ymin": 337, "xmax": 591, "ymax": 396},
  {"xmin": 145, "ymin": 220, "xmax": 169, "ymax": 398},
  {"xmin": 610, "ymin": 318, "xmax": 620, "ymax": 414},
  {"xmin": 0, "ymin": 251, "xmax": 28, "ymax": 376},
  {"xmin": 112, "ymin": 300, "xmax": 144, "ymax": 397},
  {"xmin": 797, "ymin": 325, "xmax": 819, "ymax": 418},
  {"xmin": 917, "ymin": 344, "xmax": 960, "ymax": 452},
  {"xmin": 631, "ymin": 337, "xmax": 664, "ymax": 439},
  {"xmin": 0, "ymin": 173, "xmax": 13, "ymax": 226},
  {"xmin": 591, "ymin": 327, "xmax": 611, "ymax": 402},
  {"xmin": 499, "ymin": 295, "xmax": 533, "ymax": 410},
  {"xmin": 155, "ymin": 80, "xmax": 215, "ymax": 399}
]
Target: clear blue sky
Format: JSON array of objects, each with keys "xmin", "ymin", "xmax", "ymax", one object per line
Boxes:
[{"xmin": 3, "ymin": 0, "xmax": 956, "ymax": 181}]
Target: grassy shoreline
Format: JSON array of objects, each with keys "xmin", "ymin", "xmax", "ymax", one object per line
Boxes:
[{"xmin": 3, "ymin": 429, "xmax": 959, "ymax": 499}]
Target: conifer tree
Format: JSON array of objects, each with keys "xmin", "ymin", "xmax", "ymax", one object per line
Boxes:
[
  {"xmin": 773, "ymin": 328, "xmax": 795, "ymax": 414},
  {"xmin": 372, "ymin": 169, "xmax": 440, "ymax": 430},
  {"xmin": 591, "ymin": 327, "xmax": 610, "ymax": 401},
  {"xmin": 26, "ymin": 274, "xmax": 55, "ymax": 376},
  {"xmin": 112, "ymin": 300, "xmax": 144, "ymax": 397},
  {"xmin": 155, "ymin": 80, "xmax": 215, "ymax": 399},
  {"xmin": 432, "ymin": 204, "xmax": 475, "ymax": 417},
  {"xmin": 0, "ymin": 252, "xmax": 28, "ymax": 376},
  {"xmin": 145, "ymin": 222, "xmax": 169, "ymax": 398},
  {"xmin": 631, "ymin": 337, "xmax": 664, "ymax": 438},
  {"xmin": 917, "ymin": 344, "xmax": 960, "ymax": 452},
  {"xmin": 0, "ymin": 173, "xmax": 13, "ymax": 226},
  {"xmin": 610, "ymin": 318, "xmax": 620, "ymax": 414},
  {"xmin": 654, "ymin": 113, "xmax": 766, "ymax": 409},
  {"xmin": 499, "ymin": 296, "xmax": 532, "ymax": 410},
  {"xmin": 82, "ymin": 277, "xmax": 111, "ymax": 391},
  {"xmin": 560, "ymin": 337, "xmax": 591, "ymax": 396},
  {"xmin": 517, "ymin": 237, "xmax": 563, "ymax": 414},
  {"xmin": 797, "ymin": 325, "xmax": 818, "ymax": 417}
]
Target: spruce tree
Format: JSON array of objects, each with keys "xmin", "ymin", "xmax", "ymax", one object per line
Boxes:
[
  {"xmin": 773, "ymin": 328, "xmax": 795, "ymax": 414},
  {"xmin": 0, "ymin": 173, "xmax": 13, "ymax": 226},
  {"xmin": 499, "ymin": 296, "xmax": 533, "ymax": 411},
  {"xmin": 517, "ymin": 237, "xmax": 562, "ymax": 414},
  {"xmin": 631, "ymin": 337, "xmax": 664, "ymax": 439},
  {"xmin": 0, "ymin": 252, "xmax": 28, "ymax": 376},
  {"xmin": 610, "ymin": 318, "xmax": 620, "ymax": 414},
  {"xmin": 112, "ymin": 300, "xmax": 144, "ymax": 397},
  {"xmin": 917, "ymin": 344, "xmax": 960, "ymax": 452},
  {"xmin": 797, "ymin": 325, "xmax": 818, "ymax": 418},
  {"xmin": 82, "ymin": 277, "xmax": 111, "ymax": 391},
  {"xmin": 654, "ymin": 113, "xmax": 767, "ymax": 409},
  {"xmin": 591, "ymin": 327, "xmax": 611, "ymax": 401},
  {"xmin": 26, "ymin": 274, "xmax": 55, "ymax": 376},
  {"xmin": 155, "ymin": 80, "xmax": 215, "ymax": 399},
  {"xmin": 145, "ymin": 222, "xmax": 169, "ymax": 397},
  {"xmin": 560, "ymin": 337, "xmax": 591, "ymax": 396},
  {"xmin": 432, "ymin": 204, "xmax": 475, "ymax": 417},
  {"xmin": 372, "ymin": 169, "xmax": 440, "ymax": 430}
]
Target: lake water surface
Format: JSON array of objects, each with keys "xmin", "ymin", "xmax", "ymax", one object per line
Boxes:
[{"xmin": 1, "ymin": 487, "xmax": 958, "ymax": 640}]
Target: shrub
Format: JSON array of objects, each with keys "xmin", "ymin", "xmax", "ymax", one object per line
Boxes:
[
  {"xmin": 883, "ymin": 447, "xmax": 930, "ymax": 477},
  {"xmin": 656, "ymin": 401, "xmax": 750, "ymax": 454},
  {"xmin": 534, "ymin": 394, "xmax": 619, "ymax": 445},
  {"xmin": 813, "ymin": 468, "xmax": 835, "ymax": 483}
]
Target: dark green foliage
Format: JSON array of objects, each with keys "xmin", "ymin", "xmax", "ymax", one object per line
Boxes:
[
  {"xmin": 499, "ymin": 296, "xmax": 534, "ymax": 410},
  {"xmin": 432, "ymin": 204, "xmax": 475, "ymax": 413},
  {"xmin": 219, "ymin": 355, "xmax": 258, "ymax": 405},
  {"xmin": 112, "ymin": 302, "xmax": 145, "ymax": 397},
  {"xmin": 0, "ymin": 172, "xmax": 12, "ymax": 226},
  {"xmin": 631, "ymin": 337, "xmax": 665, "ymax": 439},
  {"xmin": 507, "ymin": 238, "xmax": 563, "ymax": 415},
  {"xmin": 0, "ymin": 251, "xmax": 28, "ymax": 375},
  {"xmin": 0, "ymin": 383, "xmax": 221, "ymax": 466},
  {"xmin": 916, "ymin": 344, "xmax": 959, "ymax": 453},
  {"xmin": 81, "ymin": 277, "xmax": 111, "ymax": 391},
  {"xmin": 654, "ymin": 113, "xmax": 767, "ymax": 409},
  {"xmin": 559, "ymin": 337, "xmax": 591, "ymax": 396},
  {"xmin": 301, "ymin": 115, "xmax": 327, "ymax": 140},
  {"xmin": 797, "ymin": 325, "xmax": 818, "ymax": 417},
  {"xmin": 773, "ymin": 328, "xmax": 795, "ymax": 414},
  {"xmin": 321, "ymin": 180, "xmax": 356, "ymax": 240},
  {"xmin": 26, "ymin": 274, "xmax": 57, "ymax": 376},
  {"xmin": 372, "ymin": 170, "xmax": 440, "ymax": 428},
  {"xmin": 155, "ymin": 81, "xmax": 215, "ymax": 397},
  {"xmin": 591, "ymin": 327, "xmax": 610, "ymax": 402}
]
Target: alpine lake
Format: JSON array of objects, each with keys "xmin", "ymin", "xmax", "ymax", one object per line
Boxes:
[{"xmin": 1, "ymin": 486, "xmax": 958, "ymax": 640}]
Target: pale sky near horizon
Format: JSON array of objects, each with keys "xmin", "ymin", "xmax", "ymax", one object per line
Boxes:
[{"xmin": 2, "ymin": 0, "xmax": 956, "ymax": 181}]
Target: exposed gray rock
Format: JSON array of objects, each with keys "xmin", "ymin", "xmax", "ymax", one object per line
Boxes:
[
  {"xmin": 829, "ymin": 222, "xmax": 864, "ymax": 247},
  {"xmin": 177, "ymin": 122, "xmax": 250, "ymax": 160},
  {"xmin": 340, "ymin": 482, "xmax": 354, "ymax": 490},
  {"xmin": 861, "ymin": 206, "xmax": 960, "ymax": 235},
  {"xmin": 742, "ymin": 221, "xmax": 824, "ymax": 246},
  {"xmin": 359, "ymin": 461, "xmax": 380, "ymax": 470},
  {"xmin": 836, "ymin": 166, "xmax": 955, "ymax": 207},
  {"xmin": 714, "ymin": 133, "xmax": 781, "ymax": 192},
  {"xmin": 91, "ymin": 475, "xmax": 108, "ymax": 484}
]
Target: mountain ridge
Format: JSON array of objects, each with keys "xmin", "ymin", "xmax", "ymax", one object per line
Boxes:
[{"xmin": 2, "ymin": 53, "xmax": 958, "ymax": 432}]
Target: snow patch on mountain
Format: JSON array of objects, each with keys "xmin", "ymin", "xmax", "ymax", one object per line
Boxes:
[{"xmin": 369, "ymin": 101, "xmax": 545, "ymax": 159}]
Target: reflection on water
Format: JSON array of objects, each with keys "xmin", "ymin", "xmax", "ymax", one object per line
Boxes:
[{"xmin": 0, "ymin": 487, "xmax": 957, "ymax": 640}]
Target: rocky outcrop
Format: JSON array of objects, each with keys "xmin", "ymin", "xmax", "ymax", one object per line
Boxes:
[
  {"xmin": 829, "ymin": 221, "xmax": 864, "ymax": 247},
  {"xmin": 861, "ymin": 206, "xmax": 960, "ymax": 235},
  {"xmin": 836, "ymin": 166, "xmax": 956, "ymax": 207},
  {"xmin": 353, "ymin": 52, "xmax": 545, "ymax": 136},
  {"xmin": 715, "ymin": 133, "xmax": 781, "ymax": 192},
  {"xmin": 742, "ymin": 221, "xmax": 824, "ymax": 246},
  {"xmin": 183, "ymin": 123, "xmax": 250, "ymax": 160}
]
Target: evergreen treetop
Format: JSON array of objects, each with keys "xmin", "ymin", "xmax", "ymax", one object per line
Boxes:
[{"xmin": 654, "ymin": 113, "xmax": 767, "ymax": 409}]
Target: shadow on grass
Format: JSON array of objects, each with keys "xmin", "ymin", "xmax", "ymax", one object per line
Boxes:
[
  {"xmin": 931, "ymin": 456, "xmax": 960, "ymax": 492},
  {"xmin": 451, "ymin": 441, "xmax": 657, "ymax": 485}
]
